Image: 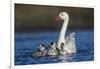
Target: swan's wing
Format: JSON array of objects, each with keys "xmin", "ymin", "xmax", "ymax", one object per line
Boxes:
[
  {"xmin": 65, "ymin": 35, "xmax": 70, "ymax": 43},
  {"xmin": 65, "ymin": 32, "xmax": 76, "ymax": 42},
  {"xmin": 67, "ymin": 38, "xmax": 76, "ymax": 53},
  {"xmin": 70, "ymin": 32, "xmax": 76, "ymax": 38},
  {"xmin": 65, "ymin": 32, "xmax": 76, "ymax": 53}
]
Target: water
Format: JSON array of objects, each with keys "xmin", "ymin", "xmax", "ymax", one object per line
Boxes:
[{"xmin": 15, "ymin": 31, "xmax": 94, "ymax": 65}]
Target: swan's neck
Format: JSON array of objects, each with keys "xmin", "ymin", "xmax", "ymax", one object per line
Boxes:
[
  {"xmin": 60, "ymin": 20, "xmax": 68, "ymax": 40},
  {"xmin": 61, "ymin": 20, "xmax": 68, "ymax": 38},
  {"xmin": 57, "ymin": 19, "xmax": 69, "ymax": 47}
]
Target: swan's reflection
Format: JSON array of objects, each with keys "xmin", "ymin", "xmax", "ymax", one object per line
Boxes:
[{"xmin": 58, "ymin": 54, "xmax": 74, "ymax": 63}]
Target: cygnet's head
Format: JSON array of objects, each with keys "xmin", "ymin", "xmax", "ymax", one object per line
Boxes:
[
  {"xmin": 39, "ymin": 44, "xmax": 45, "ymax": 51},
  {"xmin": 60, "ymin": 43, "xmax": 64, "ymax": 49},
  {"xmin": 51, "ymin": 41, "xmax": 56, "ymax": 46},
  {"xmin": 50, "ymin": 41, "xmax": 56, "ymax": 49}
]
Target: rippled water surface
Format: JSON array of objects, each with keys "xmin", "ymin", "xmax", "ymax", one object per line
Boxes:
[{"xmin": 15, "ymin": 31, "xmax": 94, "ymax": 65}]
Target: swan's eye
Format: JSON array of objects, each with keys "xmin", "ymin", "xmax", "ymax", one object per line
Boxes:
[{"xmin": 61, "ymin": 14, "xmax": 63, "ymax": 16}]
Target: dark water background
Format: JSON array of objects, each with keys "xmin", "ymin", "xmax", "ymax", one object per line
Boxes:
[{"xmin": 15, "ymin": 31, "xmax": 94, "ymax": 65}]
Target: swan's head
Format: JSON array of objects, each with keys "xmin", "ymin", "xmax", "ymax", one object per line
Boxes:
[{"xmin": 56, "ymin": 12, "xmax": 69, "ymax": 21}]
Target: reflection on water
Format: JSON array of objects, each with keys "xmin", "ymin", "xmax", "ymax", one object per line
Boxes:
[{"xmin": 15, "ymin": 31, "xmax": 94, "ymax": 65}]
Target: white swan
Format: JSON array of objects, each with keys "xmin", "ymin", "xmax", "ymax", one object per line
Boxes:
[{"xmin": 56, "ymin": 12, "xmax": 76, "ymax": 54}]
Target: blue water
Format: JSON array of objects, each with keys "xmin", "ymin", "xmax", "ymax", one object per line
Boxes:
[{"xmin": 15, "ymin": 31, "xmax": 94, "ymax": 65}]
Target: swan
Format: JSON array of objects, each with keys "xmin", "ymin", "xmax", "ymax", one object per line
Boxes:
[{"xmin": 56, "ymin": 12, "xmax": 76, "ymax": 54}]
